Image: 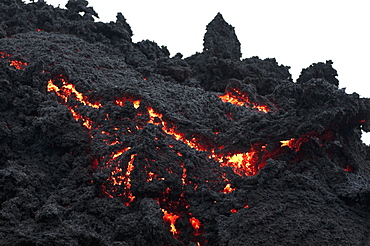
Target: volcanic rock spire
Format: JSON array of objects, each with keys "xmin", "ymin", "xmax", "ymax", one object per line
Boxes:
[{"xmin": 203, "ymin": 13, "xmax": 242, "ymax": 59}]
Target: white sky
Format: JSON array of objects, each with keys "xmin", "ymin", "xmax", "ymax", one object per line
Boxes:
[{"xmin": 26, "ymin": 0, "xmax": 370, "ymax": 144}]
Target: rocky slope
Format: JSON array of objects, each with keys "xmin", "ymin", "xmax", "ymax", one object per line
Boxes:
[{"xmin": 1, "ymin": 1, "xmax": 370, "ymax": 245}]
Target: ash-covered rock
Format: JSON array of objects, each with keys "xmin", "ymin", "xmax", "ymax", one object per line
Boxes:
[{"xmin": 0, "ymin": 1, "xmax": 370, "ymax": 246}]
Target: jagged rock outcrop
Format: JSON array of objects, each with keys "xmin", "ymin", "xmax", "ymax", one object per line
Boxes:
[{"xmin": 297, "ymin": 60, "xmax": 339, "ymax": 86}]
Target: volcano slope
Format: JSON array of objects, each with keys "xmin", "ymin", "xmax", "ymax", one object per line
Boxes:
[{"xmin": 1, "ymin": 1, "xmax": 370, "ymax": 245}]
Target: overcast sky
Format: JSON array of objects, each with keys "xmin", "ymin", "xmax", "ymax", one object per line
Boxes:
[{"xmin": 27, "ymin": 0, "xmax": 370, "ymax": 143}]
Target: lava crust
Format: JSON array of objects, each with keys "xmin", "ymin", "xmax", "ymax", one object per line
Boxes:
[{"xmin": 1, "ymin": 1, "xmax": 370, "ymax": 245}]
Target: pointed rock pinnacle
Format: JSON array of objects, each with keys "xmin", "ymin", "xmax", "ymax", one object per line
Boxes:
[{"xmin": 203, "ymin": 13, "xmax": 241, "ymax": 59}]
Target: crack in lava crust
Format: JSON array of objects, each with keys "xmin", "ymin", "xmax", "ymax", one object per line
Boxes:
[{"xmin": 45, "ymin": 73, "xmax": 347, "ymax": 245}]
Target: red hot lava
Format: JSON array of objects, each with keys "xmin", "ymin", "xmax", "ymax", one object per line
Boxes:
[
  {"xmin": 218, "ymin": 87, "xmax": 271, "ymax": 113},
  {"xmin": 9, "ymin": 60, "xmax": 28, "ymax": 70},
  {"xmin": 45, "ymin": 71, "xmax": 339, "ymax": 245},
  {"xmin": 162, "ymin": 209, "xmax": 180, "ymax": 236},
  {"xmin": 46, "ymin": 74, "xmax": 207, "ymax": 244},
  {"xmin": 1, "ymin": 51, "xmax": 28, "ymax": 70},
  {"xmin": 0, "ymin": 51, "xmax": 11, "ymax": 58}
]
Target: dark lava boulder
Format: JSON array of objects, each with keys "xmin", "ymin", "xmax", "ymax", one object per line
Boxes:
[{"xmin": 297, "ymin": 60, "xmax": 339, "ymax": 86}]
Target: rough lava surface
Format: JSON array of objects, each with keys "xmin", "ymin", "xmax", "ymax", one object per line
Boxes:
[{"xmin": 1, "ymin": 1, "xmax": 370, "ymax": 245}]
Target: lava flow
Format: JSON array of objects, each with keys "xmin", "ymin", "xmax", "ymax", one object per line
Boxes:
[
  {"xmin": 9, "ymin": 60, "xmax": 28, "ymax": 70},
  {"xmin": 3, "ymin": 2, "xmax": 370, "ymax": 245},
  {"xmin": 211, "ymin": 145, "xmax": 263, "ymax": 177},
  {"xmin": 1, "ymin": 51, "xmax": 28, "ymax": 70},
  {"xmin": 145, "ymin": 105, "xmax": 265, "ymax": 177},
  {"xmin": 0, "ymin": 51, "xmax": 11, "ymax": 59},
  {"xmin": 162, "ymin": 209, "xmax": 180, "ymax": 236},
  {"xmin": 218, "ymin": 87, "xmax": 271, "ymax": 113},
  {"xmin": 45, "ymin": 72, "xmax": 339, "ymax": 245},
  {"xmin": 46, "ymin": 74, "xmax": 208, "ymax": 244},
  {"xmin": 47, "ymin": 75, "xmax": 101, "ymax": 129}
]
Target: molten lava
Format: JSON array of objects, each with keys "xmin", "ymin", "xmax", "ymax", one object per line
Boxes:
[
  {"xmin": 147, "ymin": 106, "xmax": 207, "ymax": 151},
  {"xmin": 222, "ymin": 183, "xmax": 236, "ymax": 194},
  {"xmin": 115, "ymin": 98, "xmax": 141, "ymax": 109},
  {"xmin": 190, "ymin": 217, "xmax": 202, "ymax": 236},
  {"xmin": 47, "ymin": 76, "xmax": 101, "ymax": 108},
  {"xmin": 46, "ymin": 76, "xmax": 103, "ymax": 129},
  {"xmin": 44, "ymin": 71, "xmax": 338, "ymax": 246},
  {"xmin": 68, "ymin": 107, "xmax": 93, "ymax": 129},
  {"xmin": 280, "ymin": 138, "xmax": 301, "ymax": 151},
  {"xmin": 162, "ymin": 209, "xmax": 180, "ymax": 236},
  {"xmin": 9, "ymin": 60, "xmax": 28, "ymax": 70},
  {"xmin": 218, "ymin": 87, "xmax": 270, "ymax": 113},
  {"xmin": 44, "ymin": 73, "xmax": 276, "ymax": 244},
  {"xmin": 123, "ymin": 154, "xmax": 136, "ymax": 206},
  {"xmin": 0, "ymin": 51, "xmax": 11, "ymax": 59},
  {"xmin": 1, "ymin": 51, "xmax": 28, "ymax": 70}
]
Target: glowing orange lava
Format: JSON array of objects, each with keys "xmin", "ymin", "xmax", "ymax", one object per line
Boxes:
[
  {"xmin": 162, "ymin": 209, "xmax": 180, "ymax": 236},
  {"xmin": 230, "ymin": 203, "xmax": 249, "ymax": 214},
  {"xmin": 222, "ymin": 183, "xmax": 236, "ymax": 194},
  {"xmin": 10, "ymin": 60, "xmax": 28, "ymax": 70},
  {"xmin": 190, "ymin": 217, "xmax": 202, "ymax": 236},
  {"xmin": 0, "ymin": 51, "xmax": 28, "ymax": 70},
  {"xmin": 47, "ymin": 76, "xmax": 101, "ymax": 108},
  {"xmin": 146, "ymin": 105, "xmax": 264, "ymax": 177},
  {"xmin": 115, "ymin": 98, "xmax": 141, "ymax": 109},
  {"xmin": 0, "ymin": 52, "xmax": 11, "ymax": 59},
  {"xmin": 111, "ymin": 147, "xmax": 131, "ymax": 160},
  {"xmin": 211, "ymin": 148, "xmax": 260, "ymax": 177},
  {"xmin": 282, "ymin": 138, "xmax": 301, "ymax": 151},
  {"xmin": 123, "ymin": 154, "xmax": 137, "ymax": 206},
  {"xmin": 0, "ymin": 54, "xmax": 282, "ymax": 246},
  {"xmin": 69, "ymin": 107, "xmax": 93, "ymax": 129},
  {"xmin": 146, "ymin": 171, "xmax": 158, "ymax": 182},
  {"xmin": 147, "ymin": 106, "xmax": 206, "ymax": 151},
  {"xmin": 280, "ymin": 134, "xmax": 315, "ymax": 152},
  {"xmin": 218, "ymin": 88, "xmax": 270, "ymax": 113},
  {"xmin": 44, "ymin": 72, "xmax": 328, "ymax": 245},
  {"xmin": 46, "ymin": 76, "xmax": 103, "ymax": 129},
  {"xmin": 280, "ymin": 139, "xmax": 296, "ymax": 148},
  {"xmin": 102, "ymin": 149, "xmax": 136, "ymax": 206}
]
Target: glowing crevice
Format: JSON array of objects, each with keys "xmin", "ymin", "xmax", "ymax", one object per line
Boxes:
[
  {"xmin": 45, "ymin": 73, "xmax": 332, "ymax": 246},
  {"xmin": 1, "ymin": 51, "xmax": 28, "ymax": 70},
  {"xmin": 218, "ymin": 88, "xmax": 271, "ymax": 113}
]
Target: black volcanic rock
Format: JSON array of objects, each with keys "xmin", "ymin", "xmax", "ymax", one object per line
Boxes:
[
  {"xmin": 136, "ymin": 40, "xmax": 170, "ymax": 60},
  {"xmin": 65, "ymin": 0, "xmax": 99, "ymax": 20},
  {"xmin": 0, "ymin": 1, "xmax": 370, "ymax": 246},
  {"xmin": 187, "ymin": 48, "xmax": 291, "ymax": 93},
  {"xmin": 186, "ymin": 13, "xmax": 291, "ymax": 93},
  {"xmin": 203, "ymin": 13, "xmax": 241, "ymax": 60},
  {"xmin": 297, "ymin": 60, "xmax": 339, "ymax": 86}
]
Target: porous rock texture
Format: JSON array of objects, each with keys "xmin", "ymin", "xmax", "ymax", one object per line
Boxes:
[{"xmin": 1, "ymin": 1, "xmax": 370, "ymax": 245}]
